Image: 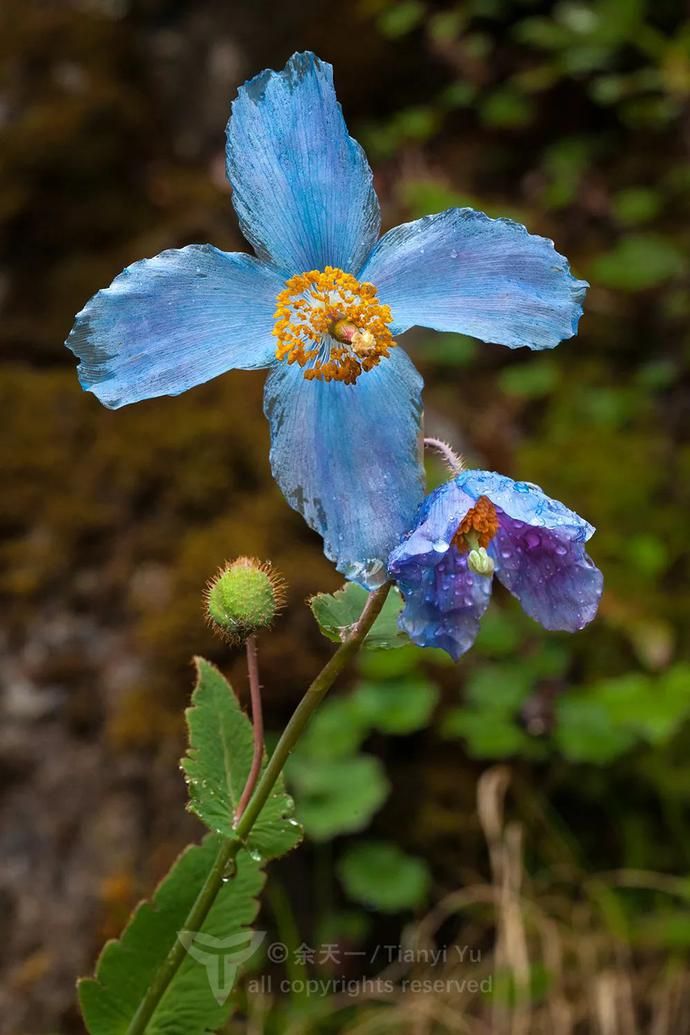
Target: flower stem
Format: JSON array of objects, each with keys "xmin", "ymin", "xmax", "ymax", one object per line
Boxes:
[
  {"xmin": 235, "ymin": 635, "xmax": 264, "ymax": 821},
  {"xmin": 423, "ymin": 436, "xmax": 463, "ymax": 475},
  {"xmin": 124, "ymin": 581, "xmax": 392, "ymax": 1035},
  {"xmin": 234, "ymin": 580, "xmax": 391, "ymax": 839},
  {"xmin": 124, "ymin": 834, "xmax": 241, "ymax": 1035}
]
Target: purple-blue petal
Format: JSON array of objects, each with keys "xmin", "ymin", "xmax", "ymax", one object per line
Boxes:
[
  {"xmin": 491, "ymin": 515, "xmax": 603, "ymax": 631},
  {"xmin": 393, "ymin": 546, "xmax": 492, "ymax": 661},
  {"xmin": 388, "ymin": 480, "xmax": 493, "ymax": 660},
  {"xmin": 65, "ymin": 245, "xmax": 283, "ymax": 409},
  {"xmin": 389, "ymin": 468, "xmax": 602, "ymax": 656},
  {"xmin": 359, "ymin": 208, "xmax": 587, "ymax": 351},
  {"xmin": 456, "ymin": 469, "xmax": 602, "ymax": 630},
  {"xmin": 226, "ymin": 51, "xmax": 380, "ymax": 276},
  {"xmin": 264, "ymin": 348, "xmax": 424, "ymax": 588}
]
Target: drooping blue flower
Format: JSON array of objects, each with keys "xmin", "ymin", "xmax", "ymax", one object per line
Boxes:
[
  {"xmin": 388, "ymin": 470, "xmax": 603, "ymax": 660},
  {"xmin": 66, "ymin": 52, "xmax": 588, "ymax": 587}
]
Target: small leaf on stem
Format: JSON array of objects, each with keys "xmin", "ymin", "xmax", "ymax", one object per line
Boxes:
[{"xmin": 309, "ymin": 583, "xmax": 409, "ymax": 650}]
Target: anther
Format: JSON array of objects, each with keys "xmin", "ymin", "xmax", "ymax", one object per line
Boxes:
[
  {"xmin": 273, "ymin": 267, "xmax": 395, "ymax": 384},
  {"xmin": 452, "ymin": 496, "xmax": 500, "ymax": 577}
]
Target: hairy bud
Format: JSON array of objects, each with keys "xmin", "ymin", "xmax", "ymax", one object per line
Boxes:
[{"xmin": 205, "ymin": 557, "xmax": 286, "ymax": 644}]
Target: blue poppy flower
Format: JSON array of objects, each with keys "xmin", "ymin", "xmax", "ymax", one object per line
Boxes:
[
  {"xmin": 388, "ymin": 470, "xmax": 603, "ymax": 660},
  {"xmin": 66, "ymin": 51, "xmax": 588, "ymax": 587}
]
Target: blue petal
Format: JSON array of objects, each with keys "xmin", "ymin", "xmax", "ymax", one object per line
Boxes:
[
  {"xmin": 66, "ymin": 245, "xmax": 283, "ymax": 409},
  {"xmin": 264, "ymin": 349, "xmax": 424, "ymax": 588},
  {"xmin": 457, "ymin": 469, "xmax": 595, "ymax": 541},
  {"xmin": 393, "ymin": 547, "xmax": 492, "ymax": 661},
  {"xmin": 492, "ymin": 514, "xmax": 603, "ymax": 632},
  {"xmin": 359, "ymin": 208, "xmax": 587, "ymax": 350},
  {"xmin": 226, "ymin": 52, "xmax": 380, "ymax": 276},
  {"xmin": 388, "ymin": 478, "xmax": 475, "ymax": 566}
]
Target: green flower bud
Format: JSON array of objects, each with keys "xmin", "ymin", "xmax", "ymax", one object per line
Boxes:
[{"xmin": 205, "ymin": 557, "xmax": 286, "ymax": 643}]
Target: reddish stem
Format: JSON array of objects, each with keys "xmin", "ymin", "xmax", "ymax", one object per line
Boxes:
[{"xmin": 235, "ymin": 634, "xmax": 264, "ymax": 821}]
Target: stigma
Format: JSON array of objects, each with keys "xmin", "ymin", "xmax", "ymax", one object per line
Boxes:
[
  {"xmin": 273, "ymin": 267, "xmax": 396, "ymax": 384},
  {"xmin": 452, "ymin": 496, "xmax": 500, "ymax": 576}
]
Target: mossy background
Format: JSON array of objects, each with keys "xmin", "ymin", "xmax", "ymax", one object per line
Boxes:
[{"xmin": 1, "ymin": 1, "xmax": 689, "ymax": 1032}]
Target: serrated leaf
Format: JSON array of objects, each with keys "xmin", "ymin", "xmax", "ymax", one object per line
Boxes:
[
  {"xmin": 182, "ymin": 658, "xmax": 301, "ymax": 860},
  {"xmin": 338, "ymin": 840, "xmax": 431, "ymax": 913},
  {"xmin": 309, "ymin": 583, "xmax": 409, "ymax": 650},
  {"xmin": 79, "ymin": 835, "xmax": 264, "ymax": 1035},
  {"xmin": 286, "ymin": 753, "xmax": 389, "ymax": 841}
]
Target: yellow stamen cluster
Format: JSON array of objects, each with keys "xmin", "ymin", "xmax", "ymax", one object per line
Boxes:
[
  {"xmin": 452, "ymin": 496, "xmax": 500, "ymax": 552},
  {"xmin": 273, "ymin": 266, "xmax": 396, "ymax": 384}
]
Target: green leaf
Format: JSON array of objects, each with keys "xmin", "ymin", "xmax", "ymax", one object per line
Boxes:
[
  {"xmin": 612, "ymin": 186, "xmax": 662, "ymax": 225},
  {"xmin": 465, "ymin": 664, "xmax": 534, "ymax": 715},
  {"xmin": 352, "ymin": 678, "xmax": 439, "ymax": 734},
  {"xmin": 377, "ymin": 0, "xmax": 425, "ymax": 38},
  {"xmin": 414, "ymin": 331, "xmax": 479, "ymax": 365},
  {"xmin": 309, "ymin": 584, "xmax": 409, "ymax": 650},
  {"xmin": 286, "ymin": 754, "xmax": 389, "ymax": 841},
  {"xmin": 338, "ymin": 840, "xmax": 431, "ymax": 912},
  {"xmin": 590, "ymin": 234, "xmax": 686, "ymax": 290},
  {"xmin": 441, "ymin": 708, "xmax": 533, "ymax": 758},
  {"xmin": 594, "ymin": 665, "xmax": 690, "ymax": 745},
  {"xmin": 474, "ymin": 607, "xmax": 524, "ymax": 656},
  {"xmin": 297, "ymin": 697, "xmax": 368, "ymax": 761},
  {"xmin": 79, "ymin": 835, "xmax": 264, "ymax": 1035},
  {"xmin": 481, "ymin": 88, "xmax": 535, "ymax": 127},
  {"xmin": 554, "ymin": 696, "xmax": 637, "ymax": 763},
  {"xmin": 182, "ymin": 658, "xmax": 301, "ymax": 861},
  {"xmin": 499, "ymin": 358, "xmax": 559, "ymax": 398}
]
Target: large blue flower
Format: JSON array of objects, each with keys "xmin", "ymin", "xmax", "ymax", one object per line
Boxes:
[
  {"xmin": 66, "ymin": 52, "xmax": 587, "ymax": 587},
  {"xmin": 388, "ymin": 470, "xmax": 603, "ymax": 660}
]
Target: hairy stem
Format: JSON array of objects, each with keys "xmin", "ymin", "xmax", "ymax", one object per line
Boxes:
[
  {"xmin": 235, "ymin": 635, "xmax": 264, "ymax": 820},
  {"xmin": 125, "ymin": 581, "xmax": 392, "ymax": 1035},
  {"xmin": 423, "ymin": 436, "xmax": 463, "ymax": 474}
]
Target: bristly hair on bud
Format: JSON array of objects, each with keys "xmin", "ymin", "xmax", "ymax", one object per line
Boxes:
[{"xmin": 204, "ymin": 557, "xmax": 287, "ymax": 644}]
